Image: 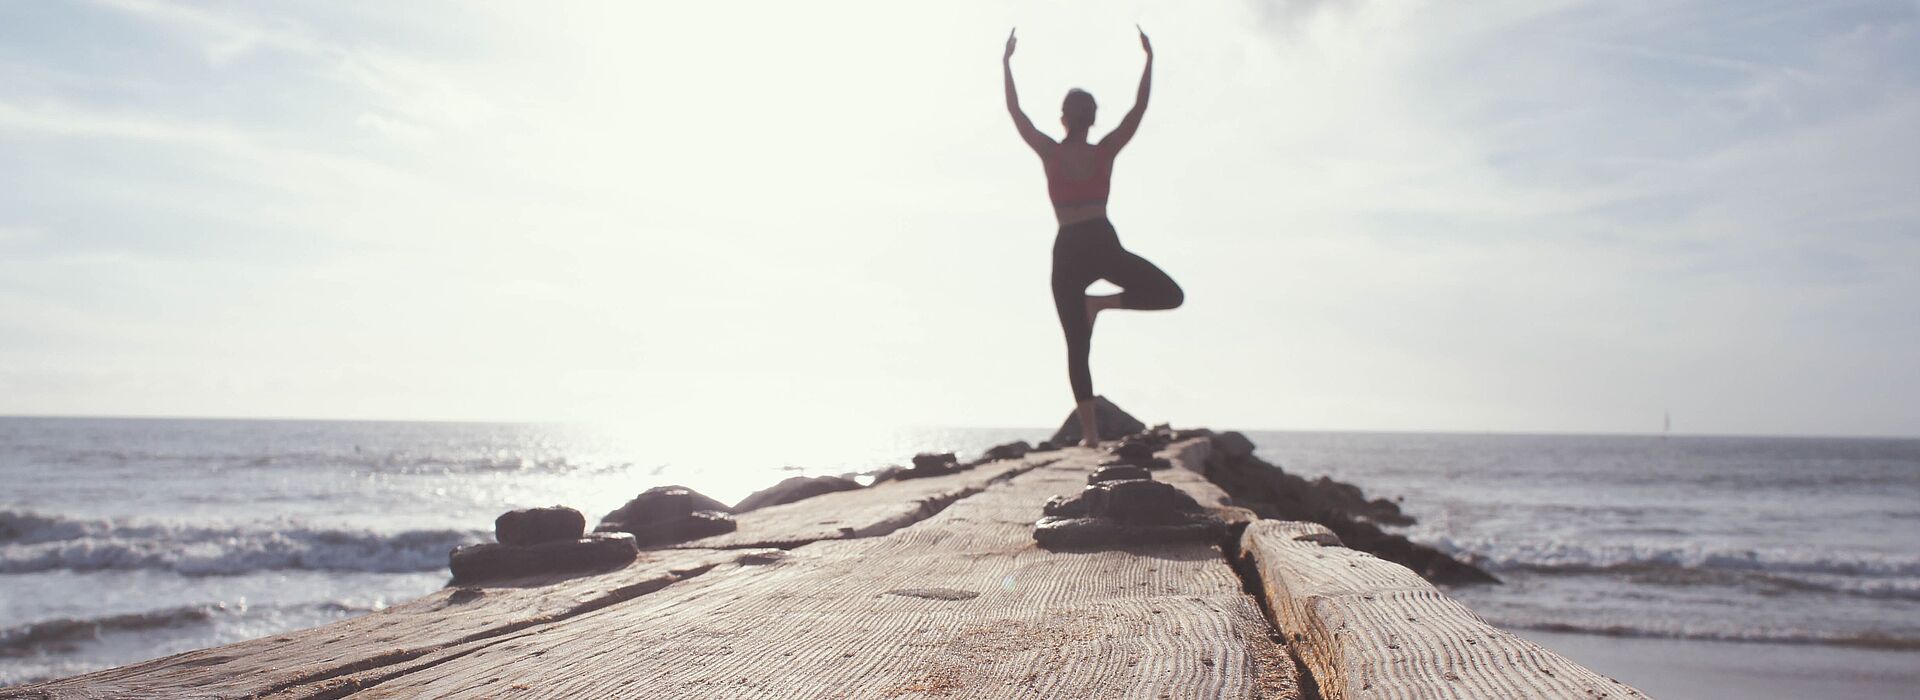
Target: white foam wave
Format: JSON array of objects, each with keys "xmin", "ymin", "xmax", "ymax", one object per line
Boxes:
[
  {"xmin": 0, "ymin": 510, "xmax": 482, "ymax": 575},
  {"xmin": 1431, "ymin": 535, "xmax": 1920, "ymax": 579},
  {"xmin": 1500, "ymin": 617, "xmax": 1920, "ymax": 650}
]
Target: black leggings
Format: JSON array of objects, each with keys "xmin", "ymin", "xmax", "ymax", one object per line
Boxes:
[{"xmin": 1051, "ymin": 218, "xmax": 1183, "ymax": 401}]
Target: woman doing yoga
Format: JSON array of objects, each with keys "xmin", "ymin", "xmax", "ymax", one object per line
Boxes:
[{"xmin": 1004, "ymin": 27, "xmax": 1183, "ymax": 447}]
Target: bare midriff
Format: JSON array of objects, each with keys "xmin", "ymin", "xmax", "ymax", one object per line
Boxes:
[{"xmin": 1054, "ymin": 201, "xmax": 1108, "ymax": 226}]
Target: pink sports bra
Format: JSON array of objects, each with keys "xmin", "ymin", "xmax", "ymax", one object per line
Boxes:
[{"xmin": 1047, "ymin": 158, "xmax": 1112, "ymax": 206}]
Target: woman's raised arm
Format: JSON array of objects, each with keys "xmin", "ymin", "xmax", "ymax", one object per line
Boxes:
[
  {"xmin": 1100, "ymin": 27, "xmax": 1153, "ymax": 152},
  {"xmin": 1004, "ymin": 29, "xmax": 1054, "ymax": 153}
]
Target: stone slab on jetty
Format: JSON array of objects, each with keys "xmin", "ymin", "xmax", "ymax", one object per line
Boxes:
[{"xmin": 5, "ymin": 433, "xmax": 1647, "ymax": 700}]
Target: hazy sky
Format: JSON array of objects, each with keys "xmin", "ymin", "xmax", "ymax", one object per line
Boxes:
[{"xmin": 1, "ymin": 1, "xmax": 1916, "ymax": 437}]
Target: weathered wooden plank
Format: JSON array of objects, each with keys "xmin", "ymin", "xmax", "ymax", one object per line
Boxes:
[
  {"xmin": 8, "ymin": 446, "xmax": 1299, "ymax": 700},
  {"xmin": 1240, "ymin": 520, "xmax": 1650, "ymax": 699},
  {"xmin": 674, "ymin": 458, "xmax": 1051, "ymax": 549},
  {"xmin": 1158, "ymin": 438, "xmax": 1234, "ymax": 508},
  {"xmin": 342, "ymin": 447, "xmax": 1299, "ymax": 699},
  {"xmin": 3, "ymin": 548, "xmax": 763, "ymax": 700}
]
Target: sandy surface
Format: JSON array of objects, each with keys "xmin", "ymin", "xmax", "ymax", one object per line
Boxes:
[{"xmin": 1526, "ymin": 630, "xmax": 1920, "ymax": 700}]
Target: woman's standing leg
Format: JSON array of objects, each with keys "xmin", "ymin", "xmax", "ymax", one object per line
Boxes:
[{"xmin": 1052, "ymin": 231, "xmax": 1102, "ymax": 445}]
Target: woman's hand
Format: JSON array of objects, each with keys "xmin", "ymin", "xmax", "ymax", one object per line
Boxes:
[
  {"xmin": 1137, "ymin": 25, "xmax": 1152, "ymax": 58},
  {"xmin": 1005, "ymin": 28, "xmax": 1017, "ymax": 62}
]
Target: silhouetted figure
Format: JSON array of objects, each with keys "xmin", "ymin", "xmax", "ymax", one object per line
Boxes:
[{"xmin": 1005, "ymin": 27, "xmax": 1182, "ymax": 446}]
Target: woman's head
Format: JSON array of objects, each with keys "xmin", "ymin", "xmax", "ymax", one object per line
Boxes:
[{"xmin": 1061, "ymin": 89, "xmax": 1097, "ymax": 132}]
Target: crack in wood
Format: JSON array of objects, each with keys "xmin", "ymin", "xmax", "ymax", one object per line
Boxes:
[{"xmin": 251, "ymin": 562, "xmax": 729, "ymax": 699}]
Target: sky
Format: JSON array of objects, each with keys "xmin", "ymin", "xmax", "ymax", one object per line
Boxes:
[{"xmin": 1, "ymin": 0, "xmax": 1916, "ymax": 437}]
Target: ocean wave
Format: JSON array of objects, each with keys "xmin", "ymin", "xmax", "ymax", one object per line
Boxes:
[
  {"xmin": 1505, "ymin": 619, "xmax": 1920, "ymax": 651},
  {"xmin": 0, "ymin": 510, "xmax": 482, "ymax": 575},
  {"xmin": 27, "ymin": 445, "xmax": 597, "ymax": 476},
  {"xmin": 0, "ymin": 601, "xmax": 380, "ymax": 659},
  {"xmin": 1432, "ymin": 536, "xmax": 1920, "ymax": 600},
  {"xmin": 0, "ymin": 604, "xmax": 226, "ymax": 658},
  {"xmin": 1434, "ymin": 536, "xmax": 1920, "ymax": 578}
]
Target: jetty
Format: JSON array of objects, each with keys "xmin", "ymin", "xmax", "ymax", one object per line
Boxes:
[{"xmin": 4, "ymin": 431, "xmax": 1648, "ymax": 699}]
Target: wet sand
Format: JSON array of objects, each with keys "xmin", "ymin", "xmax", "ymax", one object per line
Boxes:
[{"xmin": 1526, "ymin": 630, "xmax": 1920, "ymax": 700}]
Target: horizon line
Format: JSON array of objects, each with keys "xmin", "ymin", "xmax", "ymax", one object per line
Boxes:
[{"xmin": 2, "ymin": 412, "xmax": 1916, "ymax": 442}]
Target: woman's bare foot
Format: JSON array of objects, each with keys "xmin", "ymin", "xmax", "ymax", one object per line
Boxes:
[{"xmin": 1075, "ymin": 398, "xmax": 1101, "ymax": 447}]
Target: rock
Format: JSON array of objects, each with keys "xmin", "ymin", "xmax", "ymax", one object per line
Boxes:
[
  {"xmin": 1193, "ymin": 447, "xmax": 1497, "ymax": 584},
  {"xmin": 1031, "ymin": 516, "xmax": 1220, "ymax": 549},
  {"xmin": 732, "ymin": 475, "xmax": 862, "ymax": 513},
  {"xmin": 494, "ymin": 506, "xmax": 585, "ymax": 546},
  {"xmin": 595, "ymin": 486, "xmax": 737, "ymax": 547},
  {"xmin": 1048, "ymin": 396, "xmax": 1149, "ymax": 446},
  {"xmin": 448, "ymin": 532, "xmax": 639, "ymax": 584},
  {"xmin": 1033, "ymin": 440, "xmax": 1060, "ymax": 452},
  {"xmin": 1086, "ymin": 479, "xmax": 1205, "ymax": 525},
  {"xmin": 1109, "ymin": 441, "xmax": 1155, "ymax": 463},
  {"xmin": 912, "ymin": 452, "xmax": 957, "ymax": 469},
  {"xmin": 895, "ymin": 452, "xmax": 960, "ymax": 480},
  {"xmin": 1365, "ymin": 497, "xmax": 1415, "ymax": 527},
  {"xmin": 1088, "ymin": 464, "xmax": 1152, "ymax": 483},
  {"xmin": 982, "ymin": 441, "xmax": 1034, "ymax": 462},
  {"xmin": 1211, "ymin": 431, "xmax": 1257, "ymax": 459},
  {"xmin": 1034, "ymin": 473, "xmax": 1223, "ymax": 549},
  {"xmin": 1042, "ymin": 493, "xmax": 1089, "ymax": 518}
]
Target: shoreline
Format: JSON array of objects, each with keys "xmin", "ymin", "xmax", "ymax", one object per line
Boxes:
[
  {"xmin": 6, "ymin": 421, "xmax": 1913, "ymax": 697},
  {"xmin": 1523, "ymin": 630, "xmax": 1920, "ymax": 700},
  {"xmin": 4, "ymin": 428, "xmax": 1646, "ymax": 698}
]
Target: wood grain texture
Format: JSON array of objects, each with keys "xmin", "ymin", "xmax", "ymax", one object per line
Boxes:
[
  {"xmin": 3, "ymin": 548, "xmax": 759, "ymax": 700},
  {"xmin": 1240, "ymin": 520, "xmax": 1651, "ymax": 699},
  {"xmin": 673, "ymin": 459, "xmax": 1051, "ymax": 550},
  {"xmin": 343, "ymin": 447, "xmax": 1299, "ymax": 699},
  {"xmin": 6, "ymin": 447, "xmax": 1298, "ymax": 700}
]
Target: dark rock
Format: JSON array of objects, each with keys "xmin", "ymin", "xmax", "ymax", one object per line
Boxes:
[
  {"xmin": 1146, "ymin": 457, "xmax": 1173, "ymax": 471},
  {"xmin": 866, "ymin": 465, "xmax": 907, "ymax": 484},
  {"xmin": 1048, "ymin": 396, "xmax": 1149, "ymax": 446},
  {"xmin": 1212, "ymin": 431, "xmax": 1257, "ymax": 459},
  {"xmin": 1323, "ymin": 518, "xmax": 1500, "ymax": 585},
  {"xmin": 1193, "ymin": 445, "xmax": 1499, "ymax": 585},
  {"xmin": 595, "ymin": 486, "xmax": 737, "ymax": 547},
  {"xmin": 1110, "ymin": 441, "xmax": 1155, "ymax": 463},
  {"xmin": 912, "ymin": 452, "xmax": 957, "ymax": 469},
  {"xmin": 601, "ymin": 485, "xmax": 731, "ymax": 521},
  {"xmin": 1088, "ymin": 464, "xmax": 1152, "ymax": 483},
  {"xmin": 732, "ymin": 475, "xmax": 862, "ymax": 513},
  {"xmin": 1033, "ymin": 440, "xmax": 1060, "ymax": 452},
  {"xmin": 1031, "ymin": 516, "xmax": 1221, "ymax": 549},
  {"xmin": 1121, "ymin": 430, "xmax": 1174, "ymax": 451},
  {"xmin": 1034, "ymin": 475, "xmax": 1223, "ymax": 548},
  {"xmin": 448, "ymin": 532, "xmax": 639, "ymax": 584},
  {"xmin": 982, "ymin": 441, "xmax": 1034, "ymax": 461},
  {"xmin": 1087, "ymin": 479, "xmax": 1204, "ymax": 525},
  {"xmin": 895, "ymin": 452, "xmax": 961, "ymax": 480},
  {"xmin": 494, "ymin": 506, "xmax": 585, "ymax": 546},
  {"xmin": 1042, "ymin": 493, "xmax": 1089, "ymax": 518},
  {"xmin": 1365, "ymin": 498, "xmax": 1415, "ymax": 527}
]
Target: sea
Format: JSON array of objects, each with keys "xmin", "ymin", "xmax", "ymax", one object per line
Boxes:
[{"xmin": 3, "ymin": 417, "xmax": 1917, "ymax": 695}]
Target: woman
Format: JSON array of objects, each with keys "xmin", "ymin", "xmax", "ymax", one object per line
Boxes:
[{"xmin": 1004, "ymin": 27, "xmax": 1183, "ymax": 446}]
